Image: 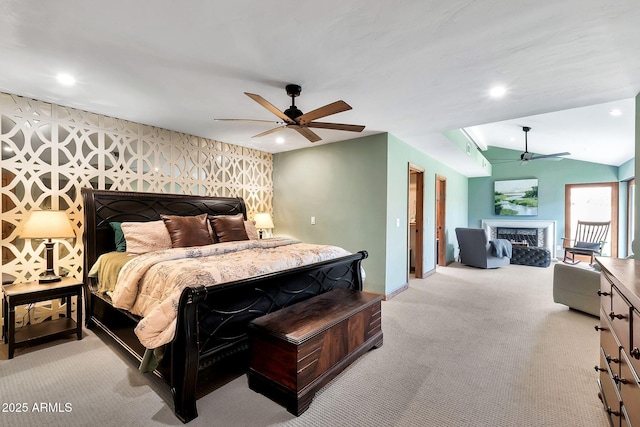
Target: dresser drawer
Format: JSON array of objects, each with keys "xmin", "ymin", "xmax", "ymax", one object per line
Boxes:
[
  {"xmin": 629, "ymin": 308, "xmax": 640, "ymax": 376},
  {"xmin": 620, "ymin": 351, "xmax": 640, "ymax": 424},
  {"xmin": 600, "ymin": 311, "xmax": 621, "ymax": 375},
  {"xmin": 610, "ymin": 286, "xmax": 632, "ymax": 349},
  {"xmin": 600, "ymin": 348, "xmax": 622, "ymax": 420},
  {"xmin": 601, "ymin": 274, "xmax": 614, "ymax": 313}
]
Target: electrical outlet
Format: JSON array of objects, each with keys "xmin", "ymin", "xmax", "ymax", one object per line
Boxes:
[
  {"xmin": 396, "ymin": 218, "xmax": 400, "ymax": 227},
  {"xmin": 311, "ymin": 216, "xmax": 316, "ymax": 225}
]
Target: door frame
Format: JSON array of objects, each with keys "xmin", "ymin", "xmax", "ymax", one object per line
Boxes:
[
  {"xmin": 435, "ymin": 174, "xmax": 447, "ymax": 266},
  {"xmin": 408, "ymin": 163, "xmax": 424, "ymax": 278},
  {"xmin": 564, "ymin": 182, "xmax": 618, "ymax": 258}
]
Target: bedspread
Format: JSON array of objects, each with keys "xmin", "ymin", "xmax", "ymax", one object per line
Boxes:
[{"xmin": 110, "ymin": 237, "xmax": 351, "ymax": 349}]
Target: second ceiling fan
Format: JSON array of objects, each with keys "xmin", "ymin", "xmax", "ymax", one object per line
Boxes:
[
  {"xmin": 492, "ymin": 126, "xmax": 571, "ymax": 164},
  {"xmin": 215, "ymin": 84, "xmax": 365, "ymax": 143}
]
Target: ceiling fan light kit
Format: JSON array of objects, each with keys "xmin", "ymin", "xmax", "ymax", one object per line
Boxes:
[{"xmin": 216, "ymin": 84, "xmax": 365, "ymax": 143}]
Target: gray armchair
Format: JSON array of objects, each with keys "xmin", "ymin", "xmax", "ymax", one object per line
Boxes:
[{"xmin": 455, "ymin": 228, "xmax": 511, "ymax": 269}]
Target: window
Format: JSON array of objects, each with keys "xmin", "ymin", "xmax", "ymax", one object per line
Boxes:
[{"xmin": 565, "ymin": 183, "xmax": 618, "ymax": 258}]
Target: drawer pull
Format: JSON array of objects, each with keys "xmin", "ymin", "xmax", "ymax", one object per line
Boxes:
[
  {"xmin": 594, "ymin": 365, "xmax": 607, "ymax": 372},
  {"xmin": 598, "ymin": 290, "xmax": 611, "ymax": 296},
  {"xmin": 606, "ymin": 407, "xmax": 621, "ymax": 417},
  {"xmin": 630, "ymin": 347, "xmax": 640, "ymax": 359},
  {"xmin": 606, "ymin": 355, "xmax": 620, "ymax": 364},
  {"xmin": 609, "ymin": 312, "xmax": 627, "ymax": 320},
  {"xmin": 613, "ymin": 375, "xmax": 629, "ymax": 385},
  {"xmin": 594, "ymin": 325, "xmax": 607, "ymax": 332}
]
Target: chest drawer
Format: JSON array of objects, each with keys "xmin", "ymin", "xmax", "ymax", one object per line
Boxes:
[
  {"xmin": 610, "ymin": 286, "xmax": 632, "ymax": 349},
  {"xmin": 600, "ymin": 348, "xmax": 622, "ymax": 420},
  {"xmin": 600, "ymin": 311, "xmax": 621, "ymax": 374},
  {"xmin": 600, "ymin": 273, "xmax": 614, "ymax": 313},
  {"xmin": 629, "ymin": 308, "xmax": 640, "ymax": 375},
  {"xmin": 619, "ymin": 351, "xmax": 640, "ymax": 423}
]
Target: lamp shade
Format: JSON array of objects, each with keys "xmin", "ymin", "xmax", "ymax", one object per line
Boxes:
[
  {"xmin": 253, "ymin": 212, "xmax": 274, "ymax": 229},
  {"xmin": 20, "ymin": 210, "xmax": 75, "ymax": 239}
]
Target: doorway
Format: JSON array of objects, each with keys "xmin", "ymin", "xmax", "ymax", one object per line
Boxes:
[
  {"xmin": 435, "ymin": 175, "xmax": 447, "ymax": 266},
  {"xmin": 408, "ymin": 164, "xmax": 424, "ymax": 278}
]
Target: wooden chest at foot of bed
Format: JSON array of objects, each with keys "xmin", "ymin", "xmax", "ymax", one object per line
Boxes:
[{"xmin": 247, "ymin": 289, "xmax": 383, "ymax": 416}]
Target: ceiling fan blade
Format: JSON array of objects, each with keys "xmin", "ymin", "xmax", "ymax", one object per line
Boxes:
[
  {"xmin": 244, "ymin": 92, "xmax": 295, "ymax": 123},
  {"xmin": 297, "ymin": 100, "xmax": 352, "ymax": 125},
  {"xmin": 214, "ymin": 118, "xmax": 284, "ymax": 124},
  {"xmin": 307, "ymin": 122, "xmax": 365, "ymax": 132},
  {"xmin": 251, "ymin": 125, "xmax": 287, "ymax": 138},
  {"xmin": 293, "ymin": 127, "xmax": 322, "ymax": 143},
  {"xmin": 531, "ymin": 152, "xmax": 571, "ymax": 160}
]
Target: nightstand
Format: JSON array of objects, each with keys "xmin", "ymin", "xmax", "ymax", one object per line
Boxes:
[{"xmin": 2, "ymin": 277, "xmax": 83, "ymax": 359}]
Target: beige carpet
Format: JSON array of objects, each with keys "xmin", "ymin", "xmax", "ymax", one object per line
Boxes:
[{"xmin": 0, "ymin": 261, "xmax": 609, "ymax": 426}]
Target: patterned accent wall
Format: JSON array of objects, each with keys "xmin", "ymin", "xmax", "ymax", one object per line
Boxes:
[{"xmin": 1, "ymin": 91, "xmax": 272, "ymax": 292}]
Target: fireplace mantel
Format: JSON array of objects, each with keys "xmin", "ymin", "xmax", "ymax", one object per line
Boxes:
[{"xmin": 481, "ymin": 219, "xmax": 557, "ymax": 259}]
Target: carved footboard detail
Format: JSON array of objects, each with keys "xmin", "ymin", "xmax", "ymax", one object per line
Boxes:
[{"xmin": 172, "ymin": 251, "xmax": 368, "ymax": 423}]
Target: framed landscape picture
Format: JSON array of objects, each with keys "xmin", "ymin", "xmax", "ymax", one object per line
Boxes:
[{"xmin": 494, "ymin": 178, "xmax": 538, "ymax": 216}]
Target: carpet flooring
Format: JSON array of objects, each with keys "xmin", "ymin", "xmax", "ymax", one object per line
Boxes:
[{"xmin": 0, "ymin": 261, "xmax": 609, "ymax": 426}]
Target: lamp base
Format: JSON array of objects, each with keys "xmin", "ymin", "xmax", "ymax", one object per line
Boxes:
[{"xmin": 38, "ymin": 272, "xmax": 62, "ymax": 284}]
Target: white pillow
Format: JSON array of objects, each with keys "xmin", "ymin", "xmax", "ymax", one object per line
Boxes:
[{"xmin": 121, "ymin": 220, "xmax": 172, "ymax": 254}]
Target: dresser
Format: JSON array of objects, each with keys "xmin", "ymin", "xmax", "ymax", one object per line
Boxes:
[{"xmin": 596, "ymin": 258, "xmax": 640, "ymax": 426}]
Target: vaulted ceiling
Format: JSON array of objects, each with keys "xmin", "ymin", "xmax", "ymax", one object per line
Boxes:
[{"xmin": 1, "ymin": 1, "xmax": 639, "ymax": 176}]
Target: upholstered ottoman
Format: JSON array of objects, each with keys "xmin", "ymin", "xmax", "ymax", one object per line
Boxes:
[
  {"xmin": 510, "ymin": 246, "xmax": 551, "ymax": 267},
  {"xmin": 552, "ymin": 263, "xmax": 600, "ymax": 316}
]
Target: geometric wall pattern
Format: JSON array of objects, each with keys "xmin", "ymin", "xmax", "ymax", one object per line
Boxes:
[{"xmin": 0, "ymin": 92, "xmax": 272, "ymax": 328}]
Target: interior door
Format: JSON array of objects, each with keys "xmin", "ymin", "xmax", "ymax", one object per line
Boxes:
[
  {"xmin": 408, "ymin": 164, "xmax": 424, "ymax": 278},
  {"xmin": 435, "ymin": 175, "xmax": 446, "ymax": 266}
]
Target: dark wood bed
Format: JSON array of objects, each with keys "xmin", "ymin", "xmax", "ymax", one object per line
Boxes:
[{"xmin": 81, "ymin": 188, "xmax": 368, "ymax": 423}]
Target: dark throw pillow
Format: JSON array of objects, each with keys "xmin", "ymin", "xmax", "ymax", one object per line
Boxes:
[
  {"xmin": 209, "ymin": 213, "xmax": 249, "ymax": 243},
  {"xmin": 161, "ymin": 213, "xmax": 214, "ymax": 248}
]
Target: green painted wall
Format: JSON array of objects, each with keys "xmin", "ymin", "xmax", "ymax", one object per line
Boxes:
[
  {"xmin": 273, "ymin": 134, "xmax": 388, "ymax": 295},
  {"xmin": 620, "ymin": 158, "xmax": 635, "ymax": 181},
  {"xmin": 469, "ymin": 146, "xmax": 620, "ymax": 255},
  {"xmin": 385, "ymin": 134, "xmax": 468, "ymax": 285},
  {"xmin": 272, "ymin": 132, "xmax": 469, "ymax": 296}
]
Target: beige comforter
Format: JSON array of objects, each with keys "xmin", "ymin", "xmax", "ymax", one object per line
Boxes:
[{"xmin": 110, "ymin": 237, "xmax": 350, "ymax": 349}]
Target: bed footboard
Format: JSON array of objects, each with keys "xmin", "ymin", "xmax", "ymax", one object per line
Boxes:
[{"xmin": 171, "ymin": 250, "xmax": 368, "ymax": 423}]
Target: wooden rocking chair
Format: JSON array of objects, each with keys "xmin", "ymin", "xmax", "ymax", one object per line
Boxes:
[{"xmin": 562, "ymin": 220, "xmax": 610, "ymax": 265}]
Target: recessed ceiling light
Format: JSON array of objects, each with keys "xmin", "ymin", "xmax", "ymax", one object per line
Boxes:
[
  {"xmin": 275, "ymin": 137, "xmax": 285, "ymax": 144},
  {"xmin": 489, "ymin": 85, "xmax": 507, "ymax": 98},
  {"xmin": 610, "ymin": 109, "xmax": 622, "ymax": 116},
  {"xmin": 56, "ymin": 73, "xmax": 76, "ymax": 86}
]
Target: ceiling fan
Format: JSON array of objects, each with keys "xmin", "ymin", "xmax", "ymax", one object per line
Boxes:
[
  {"xmin": 214, "ymin": 84, "xmax": 365, "ymax": 143},
  {"xmin": 492, "ymin": 126, "xmax": 570, "ymax": 164}
]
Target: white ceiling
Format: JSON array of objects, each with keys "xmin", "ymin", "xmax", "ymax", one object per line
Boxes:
[
  {"xmin": 1, "ymin": 1, "xmax": 639, "ymax": 177},
  {"xmin": 467, "ymin": 98, "xmax": 636, "ymax": 166}
]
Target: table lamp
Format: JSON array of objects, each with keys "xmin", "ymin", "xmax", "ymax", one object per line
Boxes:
[
  {"xmin": 253, "ymin": 212, "xmax": 274, "ymax": 239},
  {"xmin": 19, "ymin": 210, "xmax": 75, "ymax": 283}
]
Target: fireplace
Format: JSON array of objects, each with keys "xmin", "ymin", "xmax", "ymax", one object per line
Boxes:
[
  {"xmin": 481, "ymin": 219, "xmax": 557, "ymax": 258},
  {"xmin": 496, "ymin": 227, "xmax": 538, "ymax": 247}
]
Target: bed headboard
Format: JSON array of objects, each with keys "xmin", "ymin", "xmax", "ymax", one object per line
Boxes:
[{"xmin": 81, "ymin": 187, "xmax": 247, "ymax": 283}]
